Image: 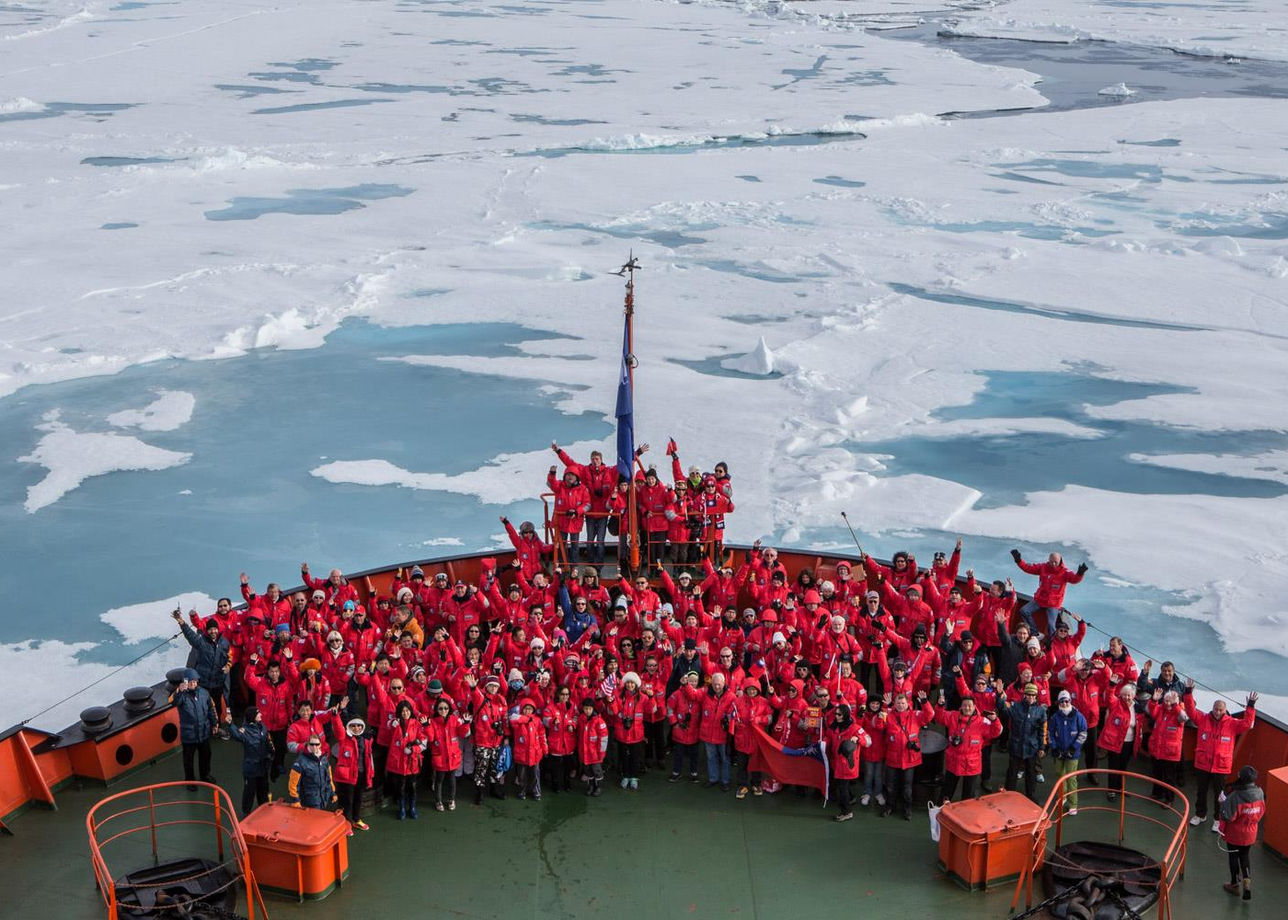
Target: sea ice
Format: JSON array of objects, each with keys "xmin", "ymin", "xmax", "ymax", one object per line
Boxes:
[
  {"xmin": 722, "ymin": 337, "xmax": 775, "ymax": 375},
  {"xmin": 1098, "ymin": 83, "xmax": 1135, "ymax": 98},
  {"xmin": 106, "ymin": 390, "xmax": 196, "ymax": 431}
]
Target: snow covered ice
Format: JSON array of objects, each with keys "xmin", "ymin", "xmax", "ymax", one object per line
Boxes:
[{"xmin": 1, "ymin": 0, "xmax": 1287, "ymax": 728}]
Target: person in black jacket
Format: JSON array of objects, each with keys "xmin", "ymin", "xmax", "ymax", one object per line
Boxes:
[
  {"xmin": 995, "ymin": 622, "xmax": 1034, "ymax": 687},
  {"xmin": 225, "ymin": 707, "xmax": 273, "ymax": 816},
  {"xmin": 170, "ymin": 668, "xmax": 217, "ymax": 785},
  {"xmin": 173, "ymin": 609, "xmax": 231, "ymax": 735}
]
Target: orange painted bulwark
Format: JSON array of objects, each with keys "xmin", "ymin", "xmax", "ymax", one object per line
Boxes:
[
  {"xmin": 66, "ymin": 710, "xmax": 181, "ymax": 783},
  {"xmin": 1265, "ymin": 767, "xmax": 1288, "ymax": 859},
  {"xmin": 239, "ymin": 802, "xmax": 350, "ymax": 900},
  {"xmin": 0, "ymin": 730, "xmax": 71, "ymax": 819}
]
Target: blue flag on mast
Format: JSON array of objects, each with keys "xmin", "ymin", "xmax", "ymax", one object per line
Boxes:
[{"xmin": 615, "ymin": 317, "xmax": 634, "ymax": 480}]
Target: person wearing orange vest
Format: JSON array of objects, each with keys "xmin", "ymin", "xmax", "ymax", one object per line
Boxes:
[
  {"xmin": 1184, "ymin": 682, "xmax": 1257, "ymax": 828},
  {"xmin": 1220, "ymin": 765, "xmax": 1265, "ymax": 901}
]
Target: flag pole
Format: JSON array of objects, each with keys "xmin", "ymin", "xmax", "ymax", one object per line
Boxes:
[{"xmin": 622, "ymin": 254, "xmax": 640, "ymax": 572}]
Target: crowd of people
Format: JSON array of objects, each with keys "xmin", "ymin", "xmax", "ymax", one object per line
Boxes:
[{"xmin": 166, "ymin": 440, "xmax": 1266, "ymax": 898}]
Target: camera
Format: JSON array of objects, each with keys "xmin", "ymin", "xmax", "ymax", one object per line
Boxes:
[
  {"xmin": 949, "ymin": 735, "xmax": 963, "ymax": 747},
  {"xmin": 906, "ymin": 738, "xmax": 921, "ymax": 752}
]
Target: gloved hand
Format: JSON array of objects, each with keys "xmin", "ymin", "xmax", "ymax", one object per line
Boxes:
[
  {"xmin": 1010, "ymin": 549, "xmax": 1022, "ymax": 563},
  {"xmin": 1076, "ymin": 563, "xmax": 1088, "ymax": 576}
]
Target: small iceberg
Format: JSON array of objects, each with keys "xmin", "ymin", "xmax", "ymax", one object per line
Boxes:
[
  {"xmin": 721, "ymin": 336, "xmax": 775, "ymax": 375},
  {"xmin": 1097, "ymin": 83, "xmax": 1136, "ymax": 98}
]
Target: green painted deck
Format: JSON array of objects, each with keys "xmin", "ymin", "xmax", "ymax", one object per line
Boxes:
[{"xmin": 3, "ymin": 742, "xmax": 1283, "ymax": 919}]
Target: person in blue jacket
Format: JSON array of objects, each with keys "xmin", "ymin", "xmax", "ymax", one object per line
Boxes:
[
  {"xmin": 170, "ymin": 668, "xmax": 217, "ymax": 785},
  {"xmin": 998, "ymin": 680, "xmax": 1048, "ymax": 802},
  {"xmin": 1048, "ymin": 690, "xmax": 1089, "ymax": 815},
  {"xmin": 173, "ymin": 609, "xmax": 231, "ymax": 735},
  {"xmin": 224, "ymin": 707, "xmax": 273, "ymax": 816}
]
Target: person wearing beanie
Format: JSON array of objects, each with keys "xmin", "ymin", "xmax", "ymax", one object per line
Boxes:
[
  {"xmin": 470, "ymin": 673, "xmax": 511, "ymax": 804},
  {"xmin": 611, "ymin": 672, "xmax": 654, "ymax": 790},
  {"xmin": 578, "ymin": 697, "xmax": 610, "ymax": 796},
  {"xmin": 731, "ymin": 678, "xmax": 773, "ymax": 799},
  {"xmin": 1220, "ymin": 765, "xmax": 1266, "ymax": 900},
  {"xmin": 329, "ymin": 704, "xmax": 374, "ymax": 832},
  {"xmin": 1047, "ymin": 689, "xmax": 1088, "ymax": 815},
  {"xmin": 224, "ymin": 705, "xmax": 271, "ymax": 815},
  {"xmin": 509, "ymin": 698, "xmax": 548, "ymax": 801},
  {"xmin": 998, "ymin": 678, "xmax": 1048, "ymax": 802},
  {"xmin": 667, "ymin": 671, "xmax": 704, "ymax": 783}
]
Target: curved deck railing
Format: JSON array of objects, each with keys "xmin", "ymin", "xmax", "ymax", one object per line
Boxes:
[
  {"xmin": 86, "ymin": 781, "xmax": 268, "ymax": 920},
  {"xmin": 1010, "ymin": 769, "xmax": 1189, "ymax": 920}
]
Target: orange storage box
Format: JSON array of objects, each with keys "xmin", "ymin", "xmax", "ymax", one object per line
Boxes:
[
  {"xmin": 240, "ymin": 801, "xmax": 349, "ymax": 900},
  {"xmin": 938, "ymin": 791, "xmax": 1045, "ymax": 889},
  {"xmin": 1264, "ymin": 766, "xmax": 1288, "ymax": 860}
]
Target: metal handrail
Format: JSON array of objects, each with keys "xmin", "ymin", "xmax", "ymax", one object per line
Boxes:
[
  {"xmin": 1009, "ymin": 768, "xmax": 1189, "ymax": 920},
  {"xmin": 86, "ymin": 782, "xmax": 269, "ymax": 920}
]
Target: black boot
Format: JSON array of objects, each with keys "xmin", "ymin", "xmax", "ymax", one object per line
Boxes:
[{"xmin": 473, "ymin": 784, "xmax": 484, "ymax": 806}]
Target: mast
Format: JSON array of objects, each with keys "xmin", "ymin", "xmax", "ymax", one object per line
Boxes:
[{"xmin": 616, "ymin": 254, "xmax": 641, "ymax": 573}]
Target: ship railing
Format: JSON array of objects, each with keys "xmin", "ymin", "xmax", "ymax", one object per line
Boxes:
[
  {"xmin": 538, "ymin": 495, "xmax": 730, "ymax": 574},
  {"xmin": 1010, "ymin": 768, "xmax": 1189, "ymax": 920},
  {"xmin": 86, "ymin": 781, "xmax": 269, "ymax": 920}
]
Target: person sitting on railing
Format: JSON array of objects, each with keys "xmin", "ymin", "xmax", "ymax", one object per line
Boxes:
[
  {"xmin": 500, "ymin": 516, "xmax": 551, "ymax": 580},
  {"xmin": 1047, "ymin": 612, "xmax": 1086, "ymax": 692},
  {"xmin": 301, "ymin": 563, "xmax": 360, "ymax": 609},
  {"xmin": 969, "ymin": 578, "xmax": 1015, "ymax": 675},
  {"xmin": 928, "ymin": 540, "xmax": 963, "ymax": 592},
  {"xmin": 1047, "ymin": 690, "xmax": 1088, "ymax": 815},
  {"xmin": 861, "ymin": 549, "xmax": 919, "ymax": 593},
  {"xmin": 1184, "ymin": 681, "xmax": 1257, "ymax": 830},
  {"xmin": 1097, "ymin": 683, "xmax": 1143, "ymax": 800},
  {"xmin": 552, "ymin": 442, "xmax": 620, "ymax": 565},
  {"xmin": 700, "ymin": 554, "xmax": 746, "ymax": 613},
  {"xmin": 1146, "ymin": 689, "xmax": 1187, "ymax": 805},
  {"xmin": 547, "ymin": 465, "xmax": 591, "ymax": 563},
  {"xmin": 1009, "ymin": 549, "xmax": 1087, "ymax": 636},
  {"xmin": 1220, "ymin": 765, "xmax": 1265, "ymax": 901}
]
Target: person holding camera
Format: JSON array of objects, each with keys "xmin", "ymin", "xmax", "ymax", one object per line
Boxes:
[
  {"xmin": 170, "ymin": 667, "xmax": 218, "ymax": 786},
  {"xmin": 881, "ymin": 691, "xmax": 935, "ymax": 820},
  {"xmin": 1000, "ymin": 681, "xmax": 1048, "ymax": 802},
  {"xmin": 1048, "ymin": 690, "xmax": 1089, "ymax": 814},
  {"xmin": 934, "ymin": 692, "xmax": 1002, "ymax": 804}
]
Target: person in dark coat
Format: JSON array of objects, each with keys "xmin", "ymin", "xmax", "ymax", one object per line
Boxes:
[
  {"xmin": 224, "ymin": 707, "xmax": 273, "ymax": 816},
  {"xmin": 170, "ymin": 668, "xmax": 217, "ymax": 785},
  {"xmin": 288, "ymin": 734, "xmax": 336, "ymax": 810},
  {"xmin": 999, "ymin": 681, "xmax": 1047, "ymax": 802},
  {"xmin": 174, "ymin": 609, "xmax": 231, "ymax": 734}
]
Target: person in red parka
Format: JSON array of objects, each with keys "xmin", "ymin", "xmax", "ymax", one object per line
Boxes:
[
  {"xmin": 543, "ymin": 685, "xmax": 579, "ymax": 793},
  {"xmin": 1219, "ymin": 765, "xmax": 1265, "ymax": 900},
  {"xmin": 1184, "ymin": 682, "xmax": 1257, "ymax": 827},
  {"xmin": 244, "ymin": 657, "xmax": 299, "ymax": 782},
  {"xmin": 330, "ymin": 710, "xmax": 374, "ymax": 831},
  {"xmin": 934, "ymin": 694, "xmax": 1003, "ymax": 803},
  {"xmin": 634, "ymin": 467, "xmax": 672, "ymax": 566},
  {"xmin": 882, "ymin": 691, "xmax": 935, "ymax": 820},
  {"xmin": 699, "ymin": 672, "xmax": 736, "ymax": 791},
  {"xmin": 386, "ymin": 700, "xmax": 427, "ymax": 820},
  {"xmin": 547, "ymin": 466, "xmax": 591, "ymax": 562},
  {"xmin": 667, "ymin": 671, "xmax": 704, "ymax": 781},
  {"xmin": 501, "ymin": 517, "xmax": 551, "ymax": 580},
  {"xmin": 1097, "ymin": 684, "xmax": 1142, "ymax": 799},
  {"xmin": 426, "ymin": 696, "xmax": 468, "ymax": 812},
  {"xmin": 827, "ymin": 703, "xmax": 872, "ymax": 822},
  {"xmin": 730, "ymin": 678, "xmax": 773, "ymax": 799},
  {"xmin": 693, "ymin": 475, "xmax": 734, "ymax": 561},
  {"xmin": 510, "ymin": 698, "xmax": 548, "ymax": 800},
  {"xmin": 553, "ymin": 442, "xmax": 619, "ymax": 565},
  {"xmin": 859, "ymin": 698, "xmax": 887, "ymax": 807},
  {"xmin": 1011, "ymin": 549, "xmax": 1087, "ymax": 635},
  {"xmin": 1146, "ymin": 689, "xmax": 1187, "ymax": 804},
  {"xmin": 578, "ymin": 697, "xmax": 610, "ymax": 796},
  {"xmin": 469, "ymin": 673, "xmax": 511, "ymax": 805},
  {"xmin": 611, "ymin": 672, "xmax": 656, "ymax": 790}
]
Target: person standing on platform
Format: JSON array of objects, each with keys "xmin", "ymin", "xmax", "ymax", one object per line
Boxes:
[
  {"xmin": 224, "ymin": 707, "xmax": 272, "ymax": 816},
  {"xmin": 171, "ymin": 668, "xmax": 217, "ymax": 787},
  {"xmin": 1220, "ymin": 765, "xmax": 1266, "ymax": 901}
]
